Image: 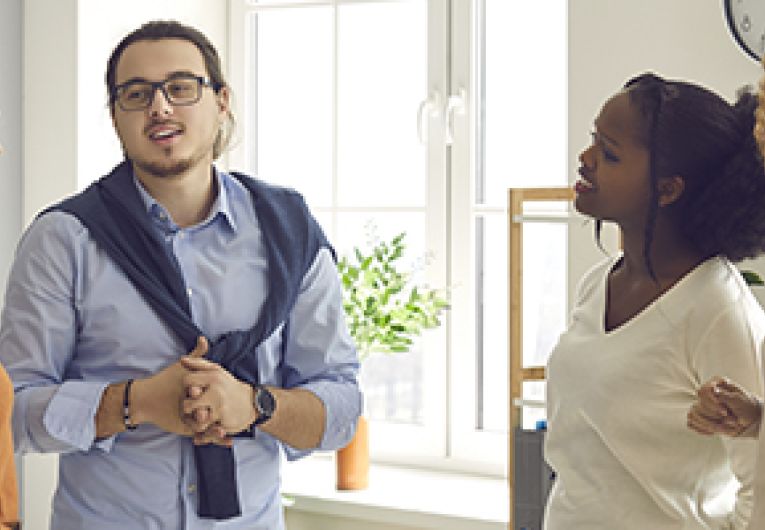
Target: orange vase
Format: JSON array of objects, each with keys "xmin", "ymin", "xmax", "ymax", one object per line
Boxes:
[{"xmin": 336, "ymin": 416, "xmax": 369, "ymax": 490}]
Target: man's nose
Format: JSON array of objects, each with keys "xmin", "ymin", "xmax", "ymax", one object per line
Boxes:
[{"xmin": 147, "ymin": 86, "xmax": 173, "ymax": 117}]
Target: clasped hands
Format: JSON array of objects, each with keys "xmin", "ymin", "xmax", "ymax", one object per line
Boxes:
[
  {"xmin": 133, "ymin": 337, "xmax": 258, "ymax": 447},
  {"xmin": 687, "ymin": 376, "xmax": 763, "ymax": 439}
]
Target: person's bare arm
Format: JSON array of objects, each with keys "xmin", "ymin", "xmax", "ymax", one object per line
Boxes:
[
  {"xmin": 95, "ymin": 337, "xmax": 218, "ymax": 439},
  {"xmin": 180, "ymin": 356, "xmax": 326, "ymax": 449}
]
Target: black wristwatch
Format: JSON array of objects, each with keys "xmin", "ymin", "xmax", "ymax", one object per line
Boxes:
[{"xmin": 252, "ymin": 385, "xmax": 276, "ymax": 426}]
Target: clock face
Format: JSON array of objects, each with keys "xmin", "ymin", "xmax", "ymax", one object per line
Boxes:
[{"xmin": 724, "ymin": 0, "xmax": 765, "ymax": 61}]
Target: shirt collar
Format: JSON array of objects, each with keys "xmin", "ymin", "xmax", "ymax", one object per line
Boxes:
[{"xmin": 131, "ymin": 166, "xmax": 238, "ymax": 232}]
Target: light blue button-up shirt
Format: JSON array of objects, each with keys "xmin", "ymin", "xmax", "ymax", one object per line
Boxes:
[{"xmin": 0, "ymin": 168, "xmax": 361, "ymax": 529}]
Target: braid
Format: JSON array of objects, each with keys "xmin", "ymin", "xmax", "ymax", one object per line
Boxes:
[{"xmin": 624, "ymin": 73, "xmax": 666, "ymax": 281}]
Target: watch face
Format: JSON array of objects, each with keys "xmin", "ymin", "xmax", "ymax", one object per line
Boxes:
[
  {"xmin": 725, "ymin": 0, "xmax": 765, "ymax": 61},
  {"xmin": 256, "ymin": 386, "xmax": 275, "ymax": 416}
]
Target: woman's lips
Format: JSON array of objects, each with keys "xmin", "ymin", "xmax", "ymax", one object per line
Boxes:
[
  {"xmin": 574, "ymin": 178, "xmax": 595, "ymax": 194},
  {"xmin": 575, "ymin": 167, "xmax": 596, "ymax": 194}
]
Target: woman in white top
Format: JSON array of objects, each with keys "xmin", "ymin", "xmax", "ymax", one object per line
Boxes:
[
  {"xmin": 688, "ymin": 75, "xmax": 765, "ymax": 530},
  {"xmin": 545, "ymin": 73, "xmax": 765, "ymax": 529}
]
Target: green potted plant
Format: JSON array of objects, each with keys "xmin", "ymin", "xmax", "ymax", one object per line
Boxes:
[{"xmin": 335, "ymin": 231, "xmax": 449, "ymax": 490}]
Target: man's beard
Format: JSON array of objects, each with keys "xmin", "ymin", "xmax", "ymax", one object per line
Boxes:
[{"xmin": 131, "ymin": 145, "xmax": 209, "ymax": 179}]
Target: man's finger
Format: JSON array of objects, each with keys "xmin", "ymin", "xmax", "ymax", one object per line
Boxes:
[
  {"xmin": 193, "ymin": 425, "xmax": 232, "ymax": 447},
  {"xmin": 180, "ymin": 355, "xmax": 217, "ymax": 371},
  {"xmin": 189, "ymin": 336, "xmax": 209, "ymax": 358},
  {"xmin": 183, "ymin": 395, "xmax": 215, "ymax": 417},
  {"xmin": 187, "ymin": 384, "xmax": 204, "ymax": 399}
]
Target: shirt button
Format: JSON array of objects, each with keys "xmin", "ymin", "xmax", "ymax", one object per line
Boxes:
[
  {"xmin": 187, "ymin": 288, "xmax": 193, "ymax": 298},
  {"xmin": 187, "ymin": 484, "xmax": 197, "ymax": 494},
  {"xmin": 158, "ymin": 212, "xmax": 167, "ymax": 220}
]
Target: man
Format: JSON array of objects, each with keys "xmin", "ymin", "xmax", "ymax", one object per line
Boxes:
[{"xmin": 0, "ymin": 21, "xmax": 361, "ymax": 529}]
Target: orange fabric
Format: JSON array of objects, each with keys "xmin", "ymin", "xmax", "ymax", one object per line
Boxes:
[{"xmin": 0, "ymin": 366, "xmax": 18, "ymax": 527}]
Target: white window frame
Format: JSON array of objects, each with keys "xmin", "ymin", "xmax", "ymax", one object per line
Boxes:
[
  {"xmin": 227, "ymin": 0, "xmax": 454, "ymax": 469},
  {"xmin": 227, "ymin": 0, "xmax": 570, "ymax": 477}
]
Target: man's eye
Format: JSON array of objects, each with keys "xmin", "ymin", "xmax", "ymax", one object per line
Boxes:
[
  {"xmin": 167, "ymin": 81, "xmax": 195, "ymax": 97},
  {"xmin": 124, "ymin": 87, "xmax": 150, "ymax": 101},
  {"xmin": 603, "ymin": 149, "xmax": 619, "ymax": 163}
]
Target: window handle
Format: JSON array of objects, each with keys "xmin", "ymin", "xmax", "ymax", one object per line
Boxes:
[
  {"xmin": 445, "ymin": 88, "xmax": 466, "ymax": 146},
  {"xmin": 417, "ymin": 91, "xmax": 442, "ymax": 145}
]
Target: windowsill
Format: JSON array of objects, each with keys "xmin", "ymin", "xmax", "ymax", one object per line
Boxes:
[{"xmin": 282, "ymin": 455, "xmax": 509, "ymax": 530}]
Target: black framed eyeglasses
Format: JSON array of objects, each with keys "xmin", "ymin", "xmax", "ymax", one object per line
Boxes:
[{"xmin": 111, "ymin": 74, "xmax": 218, "ymax": 111}]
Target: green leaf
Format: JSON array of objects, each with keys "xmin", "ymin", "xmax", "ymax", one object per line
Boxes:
[
  {"xmin": 742, "ymin": 270, "xmax": 765, "ymax": 286},
  {"xmin": 339, "ymin": 230, "xmax": 450, "ymax": 359}
]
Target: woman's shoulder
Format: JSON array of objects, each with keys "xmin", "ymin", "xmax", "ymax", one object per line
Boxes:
[
  {"xmin": 679, "ymin": 256, "xmax": 765, "ymax": 330},
  {"xmin": 573, "ymin": 254, "xmax": 619, "ymax": 305}
]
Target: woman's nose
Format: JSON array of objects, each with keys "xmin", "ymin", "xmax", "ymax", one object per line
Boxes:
[{"xmin": 579, "ymin": 144, "xmax": 596, "ymax": 168}]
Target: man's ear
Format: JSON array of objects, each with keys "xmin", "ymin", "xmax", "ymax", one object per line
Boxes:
[
  {"xmin": 216, "ymin": 86, "xmax": 231, "ymax": 115},
  {"xmin": 658, "ymin": 175, "xmax": 685, "ymax": 207}
]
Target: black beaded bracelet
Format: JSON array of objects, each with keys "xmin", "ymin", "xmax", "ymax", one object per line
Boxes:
[{"xmin": 123, "ymin": 379, "xmax": 138, "ymax": 431}]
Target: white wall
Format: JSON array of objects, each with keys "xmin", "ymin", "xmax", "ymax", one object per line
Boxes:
[
  {"xmin": 0, "ymin": 0, "xmax": 23, "ymax": 284},
  {"xmin": 23, "ymin": 0, "xmax": 78, "ymax": 226},
  {"xmin": 0, "ymin": 2, "xmax": 24, "ymax": 523}
]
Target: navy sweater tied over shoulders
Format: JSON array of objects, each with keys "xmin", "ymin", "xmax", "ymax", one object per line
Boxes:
[{"xmin": 43, "ymin": 160, "xmax": 332, "ymax": 520}]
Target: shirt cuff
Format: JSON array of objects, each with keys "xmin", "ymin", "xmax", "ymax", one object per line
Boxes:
[
  {"xmin": 299, "ymin": 379, "xmax": 362, "ymax": 452},
  {"xmin": 42, "ymin": 381, "xmax": 110, "ymax": 452}
]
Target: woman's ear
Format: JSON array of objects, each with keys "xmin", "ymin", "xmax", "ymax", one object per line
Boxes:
[{"xmin": 658, "ymin": 175, "xmax": 685, "ymax": 207}]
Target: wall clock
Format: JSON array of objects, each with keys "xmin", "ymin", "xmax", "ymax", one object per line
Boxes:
[{"xmin": 724, "ymin": 0, "xmax": 765, "ymax": 61}]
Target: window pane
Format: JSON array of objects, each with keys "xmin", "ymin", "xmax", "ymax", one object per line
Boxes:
[
  {"xmin": 334, "ymin": 212, "xmax": 426, "ymax": 275},
  {"xmin": 521, "ymin": 380, "xmax": 546, "ymax": 430},
  {"xmin": 482, "ymin": 0, "xmax": 567, "ymax": 204},
  {"xmin": 251, "ymin": 8, "xmax": 334, "ymax": 206},
  {"xmin": 361, "ymin": 348, "xmax": 423, "ymax": 424},
  {"xmin": 476, "ymin": 0, "xmax": 568, "ymax": 438},
  {"xmin": 522, "ymin": 222, "xmax": 567, "ymax": 368},
  {"xmin": 336, "ymin": 1, "xmax": 428, "ymax": 207},
  {"xmin": 478, "ymin": 214, "xmax": 567, "ymax": 432}
]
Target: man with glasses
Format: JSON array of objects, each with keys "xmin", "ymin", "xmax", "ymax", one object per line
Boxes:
[{"xmin": 0, "ymin": 21, "xmax": 361, "ymax": 529}]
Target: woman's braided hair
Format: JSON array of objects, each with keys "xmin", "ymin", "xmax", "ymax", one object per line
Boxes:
[{"xmin": 619, "ymin": 73, "xmax": 765, "ymax": 273}]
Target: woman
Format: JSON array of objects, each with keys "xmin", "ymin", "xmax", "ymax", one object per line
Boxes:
[{"xmin": 545, "ymin": 73, "xmax": 765, "ymax": 529}]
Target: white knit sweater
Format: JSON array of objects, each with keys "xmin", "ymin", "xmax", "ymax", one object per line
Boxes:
[{"xmin": 544, "ymin": 255, "xmax": 765, "ymax": 529}]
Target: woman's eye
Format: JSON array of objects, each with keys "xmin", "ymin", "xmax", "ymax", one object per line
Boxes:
[{"xmin": 591, "ymin": 133, "xmax": 619, "ymax": 162}]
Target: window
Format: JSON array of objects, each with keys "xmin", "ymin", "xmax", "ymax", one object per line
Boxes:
[{"xmin": 228, "ymin": 0, "xmax": 568, "ymax": 475}]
